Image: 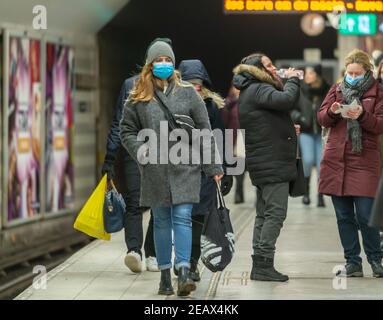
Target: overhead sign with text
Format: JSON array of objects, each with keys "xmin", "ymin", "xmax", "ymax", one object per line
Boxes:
[{"xmin": 224, "ymin": 0, "xmax": 383, "ymax": 13}]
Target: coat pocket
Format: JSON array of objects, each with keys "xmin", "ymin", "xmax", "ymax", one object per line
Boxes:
[{"xmin": 361, "ymin": 98, "xmax": 376, "ymax": 113}]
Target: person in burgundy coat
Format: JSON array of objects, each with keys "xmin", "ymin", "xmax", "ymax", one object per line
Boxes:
[{"xmin": 318, "ymin": 49, "xmax": 383, "ymax": 278}]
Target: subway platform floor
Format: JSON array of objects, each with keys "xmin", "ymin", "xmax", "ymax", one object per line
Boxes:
[{"xmin": 15, "ymin": 175, "xmax": 383, "ymax": 300}]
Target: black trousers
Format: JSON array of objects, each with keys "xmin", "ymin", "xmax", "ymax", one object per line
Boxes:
[
  {"xmin": 123, "ymin": 159, "xmax": 156, "ymax": 258},
  {"xmin": 191, "ymin": 215, "xmax": 205, "ymax": 263}
]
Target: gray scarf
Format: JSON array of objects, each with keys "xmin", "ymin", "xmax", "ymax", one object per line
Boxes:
[{"xmin": 340, "ymin": 70, "xmax": 374, "ymax": 153}]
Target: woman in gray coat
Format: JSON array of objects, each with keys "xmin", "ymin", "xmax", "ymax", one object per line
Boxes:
[{"xmin": 120, "ymin": 39, "xmax": 223, "ymax": 296}]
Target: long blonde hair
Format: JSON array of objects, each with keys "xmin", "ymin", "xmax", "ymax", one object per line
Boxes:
[
  {"xmin": 129, "ymin": 63, "xmax": 185, "ymax": 103},
  {"xmin": 200, "ymin": 87, "xmax": 225, "ymax": 109}
]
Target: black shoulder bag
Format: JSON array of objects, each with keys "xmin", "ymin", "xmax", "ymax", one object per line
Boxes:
[{"xmin": 200, "ymin": 181, "xmax": 235, "ymax": 272}]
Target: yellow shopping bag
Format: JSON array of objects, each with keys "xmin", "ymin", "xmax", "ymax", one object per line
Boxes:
[{"xmin": 74, "ymin": 174, "xmax": 111, "ymax": 240}]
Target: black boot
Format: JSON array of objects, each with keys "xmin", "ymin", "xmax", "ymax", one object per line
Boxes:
[
  {"xmin": 234, "ymin": 174, "xmax": 244, "ymax": 204},
  {"xmin": 336, "ymin": 263, "xmax": 363, "ymax": 277},
  {"xmin": 174, "ymin": 262, "xmax": 201, "ymax": 282},
  {"xmin": 371, "ymin": 261, "xmax": 383, "ymax": 278},
  {"xmin": 158, "ymin": 269, "xmax": 174, "ymax": 295},
  {"xmin": 189, "ymin": 259, "xmax": 201, "ymax": 282},
  {"xmin": 317, "ymin": 194, "xmax": 325, "ymax": 208},
  {"xmin": 250, "ymin": 255, "xmax": 289, "ymax": 282},
  {"xmin": 177, "ymin": 267, "xmax": 196, "ymax": 296},
  {"xmin": 302, "ymin": 177, "xmax": 311, "ymax": 205}
]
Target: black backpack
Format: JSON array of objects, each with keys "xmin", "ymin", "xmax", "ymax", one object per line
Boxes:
[{"xmin": 200, "ymin": 182, "xmax": 235, "ymax": 273}]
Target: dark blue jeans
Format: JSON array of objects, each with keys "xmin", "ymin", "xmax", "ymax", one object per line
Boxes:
[{"xmin": 332, "ymin": 196, "xmax": 383, "ymax": 265}]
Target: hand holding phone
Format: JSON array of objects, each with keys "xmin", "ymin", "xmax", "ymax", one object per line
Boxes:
[{"xmin": 334, "ymin": 99, "xmax": 362, "ymax": 119}]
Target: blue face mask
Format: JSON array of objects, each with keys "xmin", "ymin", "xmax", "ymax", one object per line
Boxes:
[
  {"xmin": 345, "ymin": 74, "xmax": 364, "ymax": 86},
  {"xmin": 153, "ymin": 62, "xmax": 174, "ymax": 79}
]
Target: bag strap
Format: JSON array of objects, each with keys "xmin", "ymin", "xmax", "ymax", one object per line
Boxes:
[
  {"xmin": 215, "ymin": 180, "xmax": 226, "ymax": 209},
  {"xmin": 153, "ymin": 91, "xmax": 176, "ymax": 125}
]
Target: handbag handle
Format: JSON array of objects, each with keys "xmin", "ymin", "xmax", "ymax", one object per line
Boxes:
[
  {"xmin": 107, "ymin": 180, "xmax": 118, "ymax": 193},
  {"xmin": 215, "ymin": 180, "xmax": 226, "ymax": 209}
]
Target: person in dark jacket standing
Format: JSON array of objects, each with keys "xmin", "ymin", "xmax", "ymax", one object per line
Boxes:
[
  {"xmin": 101, "ymin": 75, "xmax": 158, "ymax": 273},
  {"xmin": 291, "ymin": 64, "xmax": 330, "ymax": 207},
  {"xmin": 318, "ymin": 49, "xmax": 383, "ymax": 277},
  {"xmin": 233, "ymin": 53, "xmax": 301, "ymax": 282},
  {"xmin": 222, "ymin": 85, "xmax": 246, "ymax": 204},
  {"xmin": 120, "ymin": 39, "xmax": 223, "ymax": 296},
  {"xmin": 178, "ymin": 59, "xmax": 233, "ymax": 282}
]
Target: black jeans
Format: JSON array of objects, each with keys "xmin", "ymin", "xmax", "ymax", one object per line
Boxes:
[
  {"xmin": 123, "ymin": 159, "xmax": 156, "ymax": 258},
  {"xmin": 332, "ymin": 196, "xmax": 382, "ymax": 265},
  {"xmin": 191, "ymin": 215, "xmax": 205, "ymax": 263}
]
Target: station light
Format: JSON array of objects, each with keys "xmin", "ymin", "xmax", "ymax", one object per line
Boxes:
[{"xmin": 338, "ymin": 13, "xmax": 377, "ymax": 35}]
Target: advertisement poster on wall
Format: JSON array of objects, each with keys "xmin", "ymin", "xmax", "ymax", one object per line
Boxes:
[
  {"xmin": 7, "ymin": 36, "xmax": 42, "ymax": 222},
  {"xmin": 45, "ymin": 43, "xmax": 74, "ymax": 213}
]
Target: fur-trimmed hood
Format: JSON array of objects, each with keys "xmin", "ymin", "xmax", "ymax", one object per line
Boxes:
[{"xmin": 232, "ymin": 64, "xmax": 280, "ymax": 90}]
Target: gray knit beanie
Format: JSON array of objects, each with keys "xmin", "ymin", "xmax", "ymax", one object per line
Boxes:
[{"xmin": 146, "ymin": 39, "xmax": 175, "ymax": 65}]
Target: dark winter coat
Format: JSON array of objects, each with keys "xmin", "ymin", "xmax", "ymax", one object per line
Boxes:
[
  {"xmin": 232, "ymin": 64, "xmax": 300, "ymax": 186},
  {"xmin": 120, "ymin": 80, "xmax": 223, "ymax": 208},
  {"xmin": 192, "ymin": 98, "xmax": 225, "ymax": 216},
  {"xmin": 104, "ymin": 76, "xmax": 137, "ymax": 164},
  {"xmin": 317, "ymin": 80, "xmax": 383, "ymax": 198},
  {"xmin": 291, "ymin": 81, "xmax": 330, "ymax": 134},
  {"xmin": 179, "ymin": 59, "xmax": 225, "ymax": 216}
]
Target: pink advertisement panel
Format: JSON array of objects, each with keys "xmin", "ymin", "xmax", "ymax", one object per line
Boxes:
[
  {"xmin": 45, "ymin": 43, "xmax": 74, "ymax": 213},
  {"xmin": 7, "ymin": 37, "xmax": 42, "ymax": 221}
]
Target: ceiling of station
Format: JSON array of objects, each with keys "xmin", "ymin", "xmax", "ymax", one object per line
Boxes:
[{"xmin": 0, "ymin": 0, "xmax": 130, "ymax": 35}]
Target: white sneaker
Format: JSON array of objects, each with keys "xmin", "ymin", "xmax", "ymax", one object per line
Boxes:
[
  {"xmin": 146, "ymin": 256, "xmax": 160, "ymax": 272},
  {"xmin": 124, "ymin": 251, "xmax": 142, "ymax": 273}
]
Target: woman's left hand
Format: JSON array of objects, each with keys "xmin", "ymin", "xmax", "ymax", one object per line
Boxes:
[
  {"xmin": 346, "ymin": 106, "xmax": 363, "ymax": 120},
  {"xmin": 214, "ymin": 174, "xmax": 224, "ymax": 183}
]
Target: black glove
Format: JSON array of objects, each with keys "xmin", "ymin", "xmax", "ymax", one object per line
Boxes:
[
  {"xmin": 220, "ymin": 175, "xmax": 233, "ymax": 196},
  {"xmin": 101, "ymin": 161, "xmax": 115, "ymax": 181}
]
